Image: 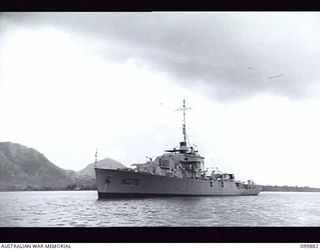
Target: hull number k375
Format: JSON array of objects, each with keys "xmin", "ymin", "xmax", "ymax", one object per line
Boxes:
[{"xmin": 122, "ymin": 178, "xmax": 140, "ymax": 185}]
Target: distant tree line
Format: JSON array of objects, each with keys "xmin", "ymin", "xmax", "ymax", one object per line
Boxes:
[
  {"xmin": 261, "ymin": 185, "xmax": 320, "ymax": 192},
  {"xmin": 0, "ymin": 184, "xmax": 97, "ymax": 191}
]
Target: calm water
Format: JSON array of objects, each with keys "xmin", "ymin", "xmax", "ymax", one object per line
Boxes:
[{"xmin": 0, "ymin": 191, "xmax": 320, "ymax": 226}]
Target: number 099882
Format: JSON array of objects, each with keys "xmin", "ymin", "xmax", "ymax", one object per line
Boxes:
[{"xmin": 300, "ymin": 244, "xmax": 319, "ymax": 248}]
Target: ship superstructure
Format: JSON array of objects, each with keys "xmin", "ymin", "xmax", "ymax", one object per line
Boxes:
[{"xmin": 95, "ymin": 100, "xmax": 261, "ymax": 198}]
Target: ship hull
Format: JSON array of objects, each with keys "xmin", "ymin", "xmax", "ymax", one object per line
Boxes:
[{"xmin": 95, "ymin": 168, "xmax": 261, "ymax": 198}]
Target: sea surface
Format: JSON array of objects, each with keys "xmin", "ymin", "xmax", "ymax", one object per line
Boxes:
[{"xmin": 0, "ymin": 191, "xmax": 320, "ymax": 227}]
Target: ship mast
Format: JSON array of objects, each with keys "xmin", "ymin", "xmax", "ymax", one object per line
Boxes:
[
  {"xmin": 94, "ymin": 149, "xmax": 98, "ymax": 168},
  {"xmin": 177, "ymin": 99, "xmax": 191, "ymax": 145},
  {"xmin": 182, "ymin": 99, "xmax": 187, "ymax": 143}
]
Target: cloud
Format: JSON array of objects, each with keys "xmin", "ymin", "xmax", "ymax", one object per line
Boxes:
[{"xmin": 1, "ymin": 12, "xmax": 320, "ymax": 102}]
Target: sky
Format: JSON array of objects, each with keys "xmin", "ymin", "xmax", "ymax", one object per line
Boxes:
[{"xmin": 1, "ymin": 12, "xmax": 320, "ymax": 187}]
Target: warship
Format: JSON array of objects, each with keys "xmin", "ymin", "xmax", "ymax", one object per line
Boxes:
[{"xmin": 95, "ymin": 100, "xmax": 261, "ymax": 198}]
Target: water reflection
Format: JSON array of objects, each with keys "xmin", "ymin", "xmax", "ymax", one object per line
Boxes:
[{"xmin": 0, "ymin": 191, "xmax": 320, "ymax": 226}]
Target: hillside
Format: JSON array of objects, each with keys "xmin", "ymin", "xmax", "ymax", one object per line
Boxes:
[
  {"xmin": 0, "ymin": 141, "xmax": 129, "ymax": 191},
  {"xmin": 0, "ymin": 142, "xmax": 74, "ymax": 190}
]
